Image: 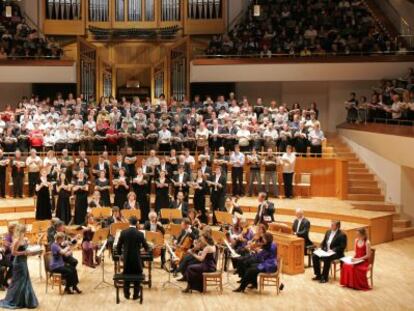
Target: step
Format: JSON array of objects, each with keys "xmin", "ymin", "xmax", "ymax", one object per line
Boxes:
[
  {"xmin": 393, "ymin": 218, "xmax": 412, "ymax": 228},
  {"xmin": 348, "ymin": 187, "xmax": 381, "ymax": 195},
  {"xmin": 336, "ymin": 152, "xmax": 356, "ymax": 157},
  {"xmin": 347, "ymin": 194, "xmax": 385, "ymax": 201},
  {"xmin": 348, "ymin": 168, "xmax": 370, "ymax": 174},
  {"xmin": 393, "ymin": 227, "xmax": 414, "ymax": 240},
  {"xmin": 348, "ymin": 173, "xmax": 375, "ymax": 181},
  {"xmin": 351, "ymin": 203, "xmax": 396, "ymax": 212},
  {"xmin": 348, "ymin": 163, "xmax": 366, "ymax": 169},
  {"xmin": 348, "ymin": 180, "xmax": 378, "ymax": 188}
]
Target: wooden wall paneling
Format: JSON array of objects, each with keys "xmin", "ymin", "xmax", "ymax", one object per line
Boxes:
[{"xmin": 335, "ymin": 159, "xmax": 348, "ymax": 200}]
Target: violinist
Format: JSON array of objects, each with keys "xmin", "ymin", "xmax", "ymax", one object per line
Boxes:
[
  {"xmin": 227, "ymin": 217, "xmax": 254, "ymax": 256},
  {"xmin": 143, "ymin": 211, "xmax": 166, "ymax": 268},
  {"xmin": 254, "ymin": 192, "xmax": 275, "ymax": 225},
  {"xmin": 81, "ymin": 214, "xmax": 101, "ymax": 268}
]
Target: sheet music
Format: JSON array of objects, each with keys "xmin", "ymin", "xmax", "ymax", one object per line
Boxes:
[
  {"xmin": 224, "ymin": 239, "xmax": 240, "ymax": 258},
  {"xmin": 97, "ymin": 240, "xmax": 107, "ymax": 257},
  {"xmin": 164, "ymin": 241, "xmax": 179, "ymax": 261},
  {"xmin": 26, "ymin": 245, "xmax": 42, "ymax": 254},
  {"xmin": 313, "ymin": 249, "xmax": 335, "ymax": 258},
  {"xmin": 340, "ymin": 256, "xmax": 364, "ymax": 265}
]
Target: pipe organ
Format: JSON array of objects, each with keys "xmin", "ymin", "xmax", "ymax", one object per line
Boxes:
[
  {"xmin": 89, "ymin": 0, "xmax": 109, "ymax": 22},
  {"xmin": 171, "ymin": 51, "xmax": 186, "ymax": 101},
  {"xmin": 154, "ymin": 67, "xmax": 164, "ymax": 98},
  {"xmin": 161, "ymin": 0, "xmax": 180, "ymax": 21},
  {"xmin": 145, "ymin": 0, "xmax": 155, "ymax": 21},
  {"xmin": 115, "ymin": 0, "xmax": 125, "ymax": 21},
  {"xmin": 79, "ymin": 41, "xmax": 97, "ymax": 102},
  {"xmin": 46, "ymin": 0, "xmax": 81, "ymax": 20},
  {"xmin": 188, "ymin": 0, "xmax": 221, "ymax": 19},
  {"xmin": 127, "ymin": 0, "xmax": 142, "ymax": 21}
]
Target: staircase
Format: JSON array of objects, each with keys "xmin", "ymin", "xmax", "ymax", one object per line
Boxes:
[{"xmin": 327, "ymin": 135, "xmax": 414, "ymax": 240}]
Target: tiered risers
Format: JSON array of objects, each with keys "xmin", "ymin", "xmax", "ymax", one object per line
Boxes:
[{"xmin": 0, "ymin": 197, "xmax": 394, "ymax": 250}]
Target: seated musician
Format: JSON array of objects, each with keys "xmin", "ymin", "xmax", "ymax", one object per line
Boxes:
[
  {"xmin": 50, "ymin": 232, "xmax": 81, "ymax": 295},
  {"xmin": 182, "ymin": 233, "xmax": 217, "ymax": 293},
  {"xmin": 234, "ymin": 233, "xmax": 277, "ymax": 293},
  {"xmin": 143, "ymin": 211, "xmax": 166, "ymax": 268},
  {"xmin": 171, "ymin": 218, "xmax": 200, "ymax": 275},
  {"xmin": 312, "ymin": 220, "xmax": 347, "ymax": 283},
  {"xmin": 88, "ymin": 191, "xmax": 103, "ymax": 210},
  {"xmin": 292, "ymin": 208, "xmax": 313, "ymax": 252},
  {"xmin": 225, "ymin": 196, "xmax": 243, "ymax": 217},
  {"xmin": 81, "ymin": 214, "xmax": 101, "ymax": 268},
  {"xmin": 254, "ymin": 192, "xmax": 275, "ymax": 225},
  {"xmin": 169, "ymin": 191, "xmax": 189, "ymax": 219},
  {"xmin": 116, "ymin": 216, "xmax": 150, "ymax": 300},
  {"xmin": 123, "ymin": 192, "xmax": 140, "ymax": 210},
  {"xmin": 47, "ymin": 218, "xmax": 62, "ymax": 247}
]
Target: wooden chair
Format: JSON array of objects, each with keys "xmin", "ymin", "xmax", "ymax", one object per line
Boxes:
[
  {"xmin": 43, "ymin": 252, "xmax": 64, "ymax": 295},
  {"xmin": 258, "ymin": 257, "xmax": 283, "ymax": 294},
  {"xmin": 330, "ymin": 258, "xmax": 341, "ymax": 280},
  {"xmin": 293, "ymin": 173, "xmax": 311, "ymax": 197},
  {"xmin": 306, "ymin": 244, "xmax": 316, "ymax": 268},
  {"xmin": 367, "ymin": 248, "xmax": 376, "ymax": 288},
  {"xmin": 202, "ymin": 246, "xmax": 224, "ymax": 293}
]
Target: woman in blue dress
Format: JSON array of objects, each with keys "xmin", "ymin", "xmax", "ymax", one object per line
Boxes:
[{"xmin": 0, "ymin": 224, "xmax": 39, "ymax": 309}]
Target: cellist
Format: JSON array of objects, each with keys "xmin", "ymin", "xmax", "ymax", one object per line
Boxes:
[{"xmin": 171, "ymin": 218, "xmax": 199, "ymax": 274}]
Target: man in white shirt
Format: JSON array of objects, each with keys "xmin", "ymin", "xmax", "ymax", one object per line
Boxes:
[
  {"xmin": 312, "ymin": 220, "xmax": 347, "ymax": 283},
  {"xmin": 230, "ymin": 145, "xmax": 245, "ymax": 196},
  {"xmin": 280, "ymin": 145, "xmax": 296, "ymax": 198},
  {"xmin": 308, "ymin": 122, "xmax": 325, "ymax": 157},
  {"xmin": 292, "ymin": 208, "xmax": 312, "ymax": 252},
  {"xmin": 158, "ymin": 124, "xmax": 171, "ymax": 152}
]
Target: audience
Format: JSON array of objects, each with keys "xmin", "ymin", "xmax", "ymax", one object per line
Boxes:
[
  {"xmin": 0, "ymin": 4, "xmax": 62, "ymax": 59},
  {"xmin": 205, "ymin": 0, "xmax": 402, "ymax": 57},
  {"xmin": 345, "ymin": 67, "xmax": 414, "ymax": 123}
]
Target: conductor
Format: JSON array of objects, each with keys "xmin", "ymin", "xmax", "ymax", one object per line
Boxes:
[{"xmin": 116, "ymin": 216, "xmax": 150, "ymax": 300}]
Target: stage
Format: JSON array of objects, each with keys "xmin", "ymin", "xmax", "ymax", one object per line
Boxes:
[{"xmin": 1, "ymin": 236, "xmax": 413, "ymax": 311}]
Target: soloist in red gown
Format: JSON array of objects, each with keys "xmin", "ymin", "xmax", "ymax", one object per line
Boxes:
[{"xmin": 340, "ymin": 239, "xmax": 371, "ymax": 290}]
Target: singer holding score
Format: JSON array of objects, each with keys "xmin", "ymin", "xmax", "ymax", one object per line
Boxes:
[
  {"xmin": 312, "ymin": 220, "xmax": 347, "ymax": 283},
  {"xmin": 340, "ymin": 228, "xmax": 371, "ymax": 290}
]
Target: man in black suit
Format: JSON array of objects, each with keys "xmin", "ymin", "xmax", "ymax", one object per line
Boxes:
[
  {"xmin": 172, "ymin": 165, "xmax": 191, "ymax": 200},
  {"xmin": 292, "ymin": 208, "xmax": 312, "ymax": 252},
  {"xmin": 254, "ymin": 192, "xmax": 275, "ymax": 225},
  {"xmin": 209, "ymin": 166, "xmax": 227, "ymax": 225},
  {"xmin": 116, "ymin": 216, "xmax": 150, "ymax": 299},
  {"xmin": 112, "ymin": 153, "xmax": 127, "ymax": 179},
  {"xmin": 199, "ymin": 159, "xmax": 212, "ymax": 179},
  {"xmin": 169, "ymin": 191, "xmax": 189, "ymax": 219},
  {"xmin": 312, "ymin": 220, "xmax": 347, "ymax": 283},
  {"xmin": 92, "ymin": 155, "xmax": 110, "ymax": 179}
]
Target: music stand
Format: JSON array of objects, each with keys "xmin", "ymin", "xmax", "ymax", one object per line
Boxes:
[
  {"xmin": 121, "ymin": 209, "xmax": 141, "ymax": 221},
  {"xmin": 92, "ymin": 228, "xmax": 111, "ymax": 289},
  {"xmin": 109, "ymin": 223, "xmax": 129, "ymax": 236},
  {"xmin": 215, "ymin": 211, "xmax": 233, "ymax": 226},
  {"xmin": 30, "ymin": 220, "xmax": 50, "ymax": 280},
  {"xmin": 160, "ymin": 208, "xmax": 182, "ymax": 224},
  {"xmin": 162, "ymin": 241, "xmax": 182, "ymax": 289},
  {"xmin": 90, "ymin": 207, "xmax": 112, "ymax": 219}
]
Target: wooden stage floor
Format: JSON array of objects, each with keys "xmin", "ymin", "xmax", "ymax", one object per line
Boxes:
[{"xmin": 0, "ymin": 236, "xmax": 413, "ymax": 311}]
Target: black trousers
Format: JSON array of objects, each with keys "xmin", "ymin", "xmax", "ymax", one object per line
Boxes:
[
  {"xmin": 283, "ymin": 172, "xmax": 293, "ymax": 198},
  {"xmin": 177, "ymin": 254, "xmax": 198, "ymax": 276},
  {"xmin": 12, "ymin": 175, "xmax": 24, "ymax": 198},
  {"xmin": 239, "ymin": 263, "xmax": 260, "ymax": 290},
  {"xmin": 52, "ymin": 264, "xmax": 79, "ymax": 288},
  {"xmin": 310, "ymin": 145, "xmax": 322, "ymax": 158},
  {"xmin": 231, "ymin": 167, "xmax": 244, "ymax": 196},
  {"xmin": 312, "ymin": 253, "xmax": 341, "ymax": 280},
  {"xmin": 28, "ymin": 172, "xmax": 40, "ymax": 197},
  {"xmin": 0, "ymin": 172, "xmax": 6, "ymax": 197}
]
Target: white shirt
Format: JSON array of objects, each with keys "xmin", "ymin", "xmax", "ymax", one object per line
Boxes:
[
  {"xmin": 281, "ymin": 152, "xmax": 296, "ymax": 173},
  {"xmin": 327, "ymin": 230, "xmax": 337, "ymax": 250},
  {"xmin": 295, "ymin": 217, "xmax": 303, "ymax": 233},
  {"xmin": 158, "ymin": 129, "xmax": 171, "ymax": 141}
]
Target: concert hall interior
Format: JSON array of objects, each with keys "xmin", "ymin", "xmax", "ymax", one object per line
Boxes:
[{"xmin": 0, "ymin": 0, "xmax": 413, "ymax": 310}]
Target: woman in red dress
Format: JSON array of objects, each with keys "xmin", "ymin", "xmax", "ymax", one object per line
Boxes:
[{"xmin": 340, "ymin": 228, "xmax": 371, "ymax": 290}]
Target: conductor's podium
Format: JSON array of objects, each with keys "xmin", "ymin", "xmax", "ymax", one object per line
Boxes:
[{"xmin": 271, "ymin": 232, "xmax": 305, "ymax": 275}]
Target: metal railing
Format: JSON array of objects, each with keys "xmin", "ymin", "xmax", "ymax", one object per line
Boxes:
[{"xmin": 194, "ymin": 50, "xmax": 414, "ymax": 59}]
